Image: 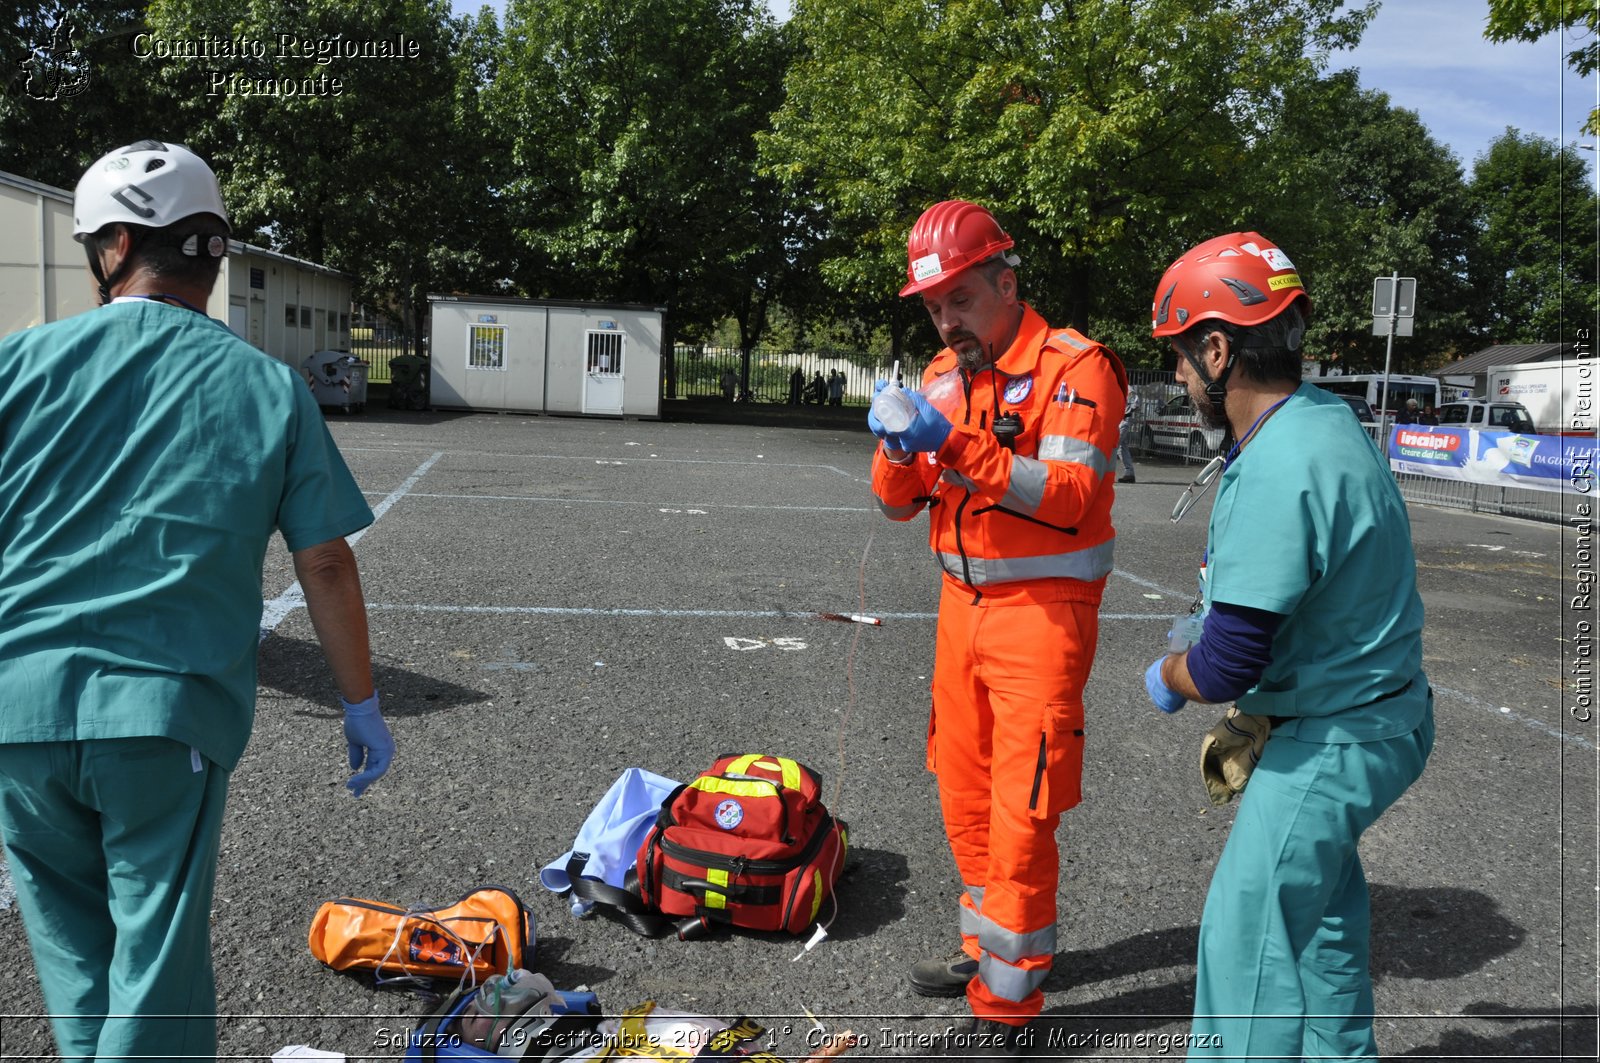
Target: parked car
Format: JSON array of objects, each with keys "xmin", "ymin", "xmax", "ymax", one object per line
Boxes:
[
  {"xmin": 1140, "ymin": 392, "xmax": 1225, "ymax": 459},
  {"xmin": 1436, "ymin": 398, "xmax": 1536, "ymax": 434},
  {"xmin": 1333, "ymin": 393, "xmax": 1376, "ymax": 424}
]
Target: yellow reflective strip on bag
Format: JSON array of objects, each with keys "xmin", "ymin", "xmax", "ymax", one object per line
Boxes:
[
  {"xmin": 768, "ymin": 757, "xmax": 802, "ymax": 791},
  {"xmin": 726, "ymin": 754, "xmax": 802, "ymax": 792},
  {"xmin": 706, "ymin": 867, "xmax": 728, "ymax": 908},
  {"xmin": 708, "ymin": 868, "xmax": 729, "ymax": 887},
  {"xmin": 689, "ymin": 777, "xmax": 776, "ymax": 799},
  {"xmin": 704, "ymin": 891, "xmax": 726, "ymax": 909},
  {"xmin": 809, "ymin": 870, "xmax": 822, "ymax": 921}
]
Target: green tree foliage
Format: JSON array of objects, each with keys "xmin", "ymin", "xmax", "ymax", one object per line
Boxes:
[
  {"xmin": 2, "ymin": 3, "xmax": 182, "ymax": 188},
  {"xmin": 490, "ymin": 0, "xmax": 792, "ymax": 354},
  {"xmin": 1248, "ymin": 72, "xmax": 1478, "ymax": 371},
  {"xmin": 761, "ymin": 0, "xmax": 1376, "ymax": 366},
  {"xmin": 141, "ymin": 0, "xmax": 509, "ymax": 338},
  {"xmin": 1469, "ymin": 129, "xmax": 1599, "ymax": 344},
  {"xmin": 1486, "ymin": 0, "xmax": 1598, "ymax": 133}
]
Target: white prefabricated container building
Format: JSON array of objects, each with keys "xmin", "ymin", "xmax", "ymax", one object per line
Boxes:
[
  {"xmin": 428, "ymin": 294, "xmax": 664, "ymax": 418},
  {"xmin": 1, "ymin": 168, "xmax": 351, "ymax": 365}
]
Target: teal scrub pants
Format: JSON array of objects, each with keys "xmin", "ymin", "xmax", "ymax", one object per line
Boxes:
[
  {"xmin": 0, "ymin": 737, "xmax": 230, "ymax": 1062},
  {"xmin": 1188, "ymin": 704, "xmax": 1434, "ymax": 1062}
]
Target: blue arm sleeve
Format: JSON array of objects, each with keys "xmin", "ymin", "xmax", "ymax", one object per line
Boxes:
[{"xmin": 1186, "ymin": 601, "xmax": 1285, "ymax": 704}]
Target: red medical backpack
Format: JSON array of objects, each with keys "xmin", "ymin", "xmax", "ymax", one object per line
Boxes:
[{"xmin": 636, "ymin": 754, "xmax": 848, "ymax": 935}]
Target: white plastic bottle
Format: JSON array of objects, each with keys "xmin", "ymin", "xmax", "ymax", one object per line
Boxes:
[{"xmin": 872, "ymin": 360, "xmax": 917, "ymax": 433}]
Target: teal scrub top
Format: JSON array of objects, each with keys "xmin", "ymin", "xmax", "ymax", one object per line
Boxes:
[
  {"xmin": 1205, "ymin": 382, "xmax": 1427, "ymax": 742},
  {"xmin": 0, "ymin": 300, "xmax": 374, "ymax": 769}
]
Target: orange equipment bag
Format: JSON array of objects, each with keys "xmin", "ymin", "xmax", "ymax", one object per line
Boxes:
[{"xmin": 308, "ymin": 885, "xmax": 534, "ymax": 986}]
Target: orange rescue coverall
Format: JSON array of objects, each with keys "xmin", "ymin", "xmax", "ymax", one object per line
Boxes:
[{"xmin": 871, "ymin": 304, "xmax": 1126, "ymax": 1021}]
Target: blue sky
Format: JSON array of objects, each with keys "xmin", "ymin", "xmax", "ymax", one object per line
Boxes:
[{"xmin": 452, "ymin": 0, "xmax": 1596, "ymax": 175}]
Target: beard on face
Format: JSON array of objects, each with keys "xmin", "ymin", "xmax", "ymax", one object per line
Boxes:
[
  {"xmin": 947, "ymin": 331, "xmax": 988, "ymax": 371},
  {"xmin": 1190, "ymin": 380, "xmax": 1228, "ymax": 429}
]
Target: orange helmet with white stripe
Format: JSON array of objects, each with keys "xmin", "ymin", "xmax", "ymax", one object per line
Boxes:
[{"xmin": 1151, "ymin": 232, "xmax": 1310, "ymax": 338}]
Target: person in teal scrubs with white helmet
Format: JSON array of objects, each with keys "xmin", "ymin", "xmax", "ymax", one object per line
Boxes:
[
  {"xmin": 1141, "ymin": 232, "xmax": 1433, "ymax": 1061},
  {"xmin": 0, "ymin": 141, "xmax": 397, "ymax": 1059}
]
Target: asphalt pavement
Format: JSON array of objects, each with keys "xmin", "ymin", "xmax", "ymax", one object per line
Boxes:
[{"xmin": 0, "ymin": 406, "xmax": 1591, "ymax": 1060}]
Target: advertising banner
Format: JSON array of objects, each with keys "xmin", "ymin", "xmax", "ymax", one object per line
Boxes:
[{"xmin": 1387, "ymin": 426, "xmax": 1597, "ymax": 495}]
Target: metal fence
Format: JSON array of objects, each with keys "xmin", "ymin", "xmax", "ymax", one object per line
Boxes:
[
  {"xmin": 1123, "ymin": 368, "xmax": 1572, "ymax": 525},
  {"xmin": 671, "ymin": 345, "xmax": 931, "ymax": 405},
  {"xmin": 349, "ymin": 327, "xmax": 424, "ymax": 384}
]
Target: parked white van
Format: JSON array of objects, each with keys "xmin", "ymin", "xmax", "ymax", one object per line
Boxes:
[{"xmin": 1436, "ymin": 398, "xmax": 1536, "ymax": 434}]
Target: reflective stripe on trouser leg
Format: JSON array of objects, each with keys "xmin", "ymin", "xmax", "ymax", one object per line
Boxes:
[
  {"xmin": 929, "ymin": 582, "xmax": 1095, "ymax": 1021},
  {"xmin": 958, "ymin": 886, "xmax": 984, "ymax": 958},
  {"xmin": 1188, "ymin": 704, "xmax": 1433, "ymax": 1061}
]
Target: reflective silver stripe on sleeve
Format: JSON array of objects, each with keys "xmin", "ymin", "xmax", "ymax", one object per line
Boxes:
[
  {"xmin": 960, "ymin": 904, "xmax": 983, "ymax": 939},
  {"xmin": 877, "ymin": 499, "xmax": 923, "ymax": 519},
  {"xmin": 936, "ymin": 538, "xmax": 1115, "ymax": 585},
  {"xmin": 966, "ymin": 884, "xmax": 986, "ymax": 908},
  {"xmin": 977, "ymin": 952, "xmax": 1050, "ymax": 1002},
  {"xmin": 1038, "ymin": 433, "xmax": 1110, "ymax": 476},
  {"xmin": 1000, "ymin": 454, "xmax": 1048, "ymax": 514},
  {"xmin": 978, "ymin": 918, "xmax": 1058, "ymax": 963},
  {"xmin": 940, "ymin": 468, "xmax": 977, "ymax": 491},
  {"xmin": 1052, "ymin": 331, "xmax": 1089, "ymax": 350}
]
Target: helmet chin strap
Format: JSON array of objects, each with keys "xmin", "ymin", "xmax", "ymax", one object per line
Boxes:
[
  {"xmin": 84, "ymin": 228, "xmax": 143, "ymax": 306},
  {"xmin": 1179, "ymin": 331, "xmax": 1236, "ymax": 418}
]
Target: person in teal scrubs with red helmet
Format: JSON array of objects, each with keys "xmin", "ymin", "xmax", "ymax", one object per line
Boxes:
[{"xmin": 1142, "ymin": 232, "xmax": 1433, "ymax": 1061}]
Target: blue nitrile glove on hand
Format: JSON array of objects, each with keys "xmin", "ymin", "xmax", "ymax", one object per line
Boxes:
[
  {"xmin": 895, "ymin": 387, "xmax": 954, "ymax": 454},
  {"xmin": 866, "ymin": 380, "xmax": 893, "ymax": 438},
  {"xmin": 1145, "ymin": 658, "xmax": 1187, "ymax": 714},
  {"xmin": 867, "ymin": 380, "xmax": 913, "ymax": 455},
  {"xmin": 342, "ymin": 691, "xmax": 395, "ymax": 797}
]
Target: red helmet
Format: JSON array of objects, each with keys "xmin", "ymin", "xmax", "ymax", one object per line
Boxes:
[
  {"xmin": 900, "ymin": 199, "xmax": 1015, "ymax": 297},
  {"xmin": 1150, "ymin": 232, "xmax": 1310, "ymax": 337}
]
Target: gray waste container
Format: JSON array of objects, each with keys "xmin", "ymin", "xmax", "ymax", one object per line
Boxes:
[
  {"xmin": 388, "ymin": 353, "xmax": 430, "ymax": 411},
  {"xmin": 303, "ymin": 351, "xmax": 368, "ymax": 413}
]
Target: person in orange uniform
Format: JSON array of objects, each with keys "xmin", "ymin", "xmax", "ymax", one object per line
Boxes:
[{"xmin": 868, "ymin": 200, "xmax": 1126, "ymax": 1054}]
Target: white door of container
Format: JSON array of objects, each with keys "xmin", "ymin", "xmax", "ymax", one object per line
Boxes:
[{"xmin": 583, "ymin": 330, "xmax": 625, "ymax": 415}]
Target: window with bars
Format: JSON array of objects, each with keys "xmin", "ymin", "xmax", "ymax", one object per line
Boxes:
[
  {"xmin": 587, "ymin": 330, "xmax": 624, "ymax": 375},
  {"xmin": 468, "ymin": 324, "xmax": 507, "ymax": 370}
]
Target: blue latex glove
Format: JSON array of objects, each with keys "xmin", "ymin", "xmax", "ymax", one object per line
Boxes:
[
  {"xmin": 342, "ymin": 691, "xmax": 395, "ymax": 797},
  {"xmin": 866, "ymin": 380, "xmax": 892, "ymax": 438},
  {"xmin": 895, "ymin": 387, "xmax": 954, "ymax": 454},
  {"xmin": 1145, "ymin": 658, "xmax": 1187, "ymax": 714},
  {"xmin": 867, "ymin": 380, "xmax": 914, "ymax": 453}
]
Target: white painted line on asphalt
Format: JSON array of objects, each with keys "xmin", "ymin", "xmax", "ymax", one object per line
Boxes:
[
  {"xmin": 364, "ymin": 602, "xmax": 1170, "ymax": 622},
  {"xmin": 396, "ymin": 492, "xmax": 874, "ymax": 513},
  {"xmin": 1113, "ymin": 567, "xmax": 1189, "ymax": 601},
  {"xmin": 259, "ymin": 451, "xmax": 444, "ymax": 638},
  {"xmin": 343, "ymin": 445, "xmax": 856, "ymax": 477},
  {"xmin": 1433, "ymin": 683, "xmax": 1594, "ymax": 751}
]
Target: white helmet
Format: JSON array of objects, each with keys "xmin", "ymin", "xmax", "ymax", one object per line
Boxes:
[{"xmin": 73, "ymin": 140, "xmax": 230, "ymax": 240}]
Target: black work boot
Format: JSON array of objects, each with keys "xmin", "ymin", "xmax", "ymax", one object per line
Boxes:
[{"xmin": 909, "ymin": 949, "xmax": 979, "ymax": 998}]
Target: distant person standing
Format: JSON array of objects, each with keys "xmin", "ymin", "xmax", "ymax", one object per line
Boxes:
[
  {"xmin": 0, "ymin": 141, "xmax": 394, "ymax": 1060},
  {"xmin": 1116, "ymin": 385, "xmax": 1139, "ymax": 483},
  {"xmin": 789, "ymin": 366, "xmax": 805, "ymax": 405},
  {"xmin": 810, "ymin": 371, "xmax": 827, "ymax": 404},
  {"xmin": 828, "ymin": 369, "xmax": 846, "ymax": 406},
  {"xmin": 721, "ymin": 368, "xmax": 737, "ymax": 401}
]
